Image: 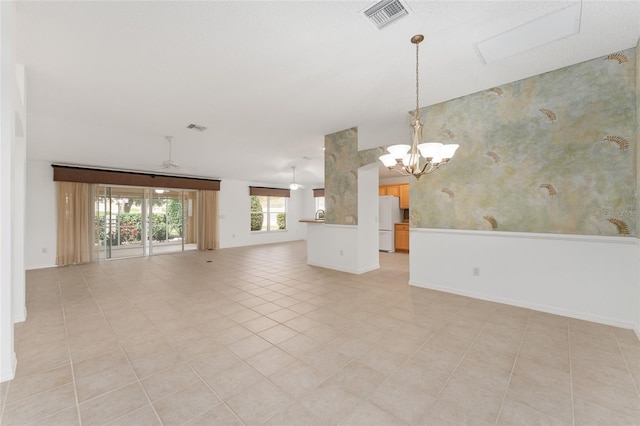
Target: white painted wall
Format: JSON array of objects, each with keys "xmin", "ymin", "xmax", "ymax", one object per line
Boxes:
[
  {"xmin": 1, "ymin": 0, "xmax": 17, "ymax": 382},
  {"xmin": 211, "ymin": 179, "xmax": 310, "ymax": 249},
  {"xmin": 25, "ymin": 160, "xmax": 56, "ymax": 269},
  {"xmin": 12, "ymin": 64, "xmax": 25, "ymax": 323},
  {"xmin": 306, "ymin": 224, "xmax": 360, "ymax": 273},
  {"xmin": 357, "ymin": 164, "xmax": 380, "ymax": 273},
  {"xmin": 410, "ymin": 228, "xmax": 639, "ymax": 329}
]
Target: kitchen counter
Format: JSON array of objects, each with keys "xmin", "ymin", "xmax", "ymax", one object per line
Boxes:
[{"xmin": 299, "ymin": 219, "xmax": 325, "ymax": 223}]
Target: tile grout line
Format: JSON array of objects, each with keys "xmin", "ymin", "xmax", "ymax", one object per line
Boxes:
[
  {"xmin": 228, "ymin": 264, "xmax": 407, "ymax": 424},
  {"xmin": 567, "ymin": 322, "xmax": 575, "ymax": 426},
  {"xmin": 344, "ymin": 302, "xmax": 446, "ymax": 423},
  {"xmin": 0, "ymin": 381, "xmax": 6, "ymax": 422},
  {"xmin": 94, "ymin": 258, "xmax": 250, "ymax": 425},
  {"xmin": 0, "ymin": 276, "xmax": 35, "ymax": 422},
  {"xmin": 259, "ymin": 322, "xmax": 386, "ymax": 426},
  {"xmin": 104, "ymin": 262, "xmax": 262, "ymax": 426},
  {"xmin": 189, "ymin": 288, "xmax": 311, "ymax": 425},
  {"xmin": 493, "ymin": 309, "xmax": 532, "ymax": 426},
  {"xmin": 364, "ymin": 300, "xmax": 493, "ymax": 424},
  {"xmin": 181, "ymin": 331, "xmax": 271, "ymax": 426},
  {"xmin": 357, "ymin": 305, "xmax": 446, "ymax": 421},
  {"xmin": 58, "ymin": 268, "xmax": 84, "ymax": 426},
  {"xmin": 429, "ymin": 304, "xmax": 496, "ymax": 398},
  {"xmin": 76, "ymin": 263, "xmax": 165, "ymax": 425},
  {"xmin": 237, "ymin": 303, "xmax": 361, "ymax": 424},
  {"xmin": 0, "ymin": 279, "xmax": 65, "ymax": 421},
  {"xmin": 213, "ymin": 248, "xmax": 360, "ymax": 424},
  {"xmin": 613, "ymin": 332, "xmax": 640, "ymax": 400}
]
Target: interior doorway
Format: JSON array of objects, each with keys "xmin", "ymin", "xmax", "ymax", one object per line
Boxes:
[{"xmin": 93, "ymin": 185, "xmax": 197, "ymax": 260}]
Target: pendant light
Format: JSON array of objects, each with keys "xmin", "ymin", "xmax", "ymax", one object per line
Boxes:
[{"xmin": 379, "ymin": 35, "xmax": 459, "ymax": 179}]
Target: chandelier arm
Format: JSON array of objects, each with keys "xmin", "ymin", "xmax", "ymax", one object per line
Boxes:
[
  {"xmin": 419, "ymin": 161, "xmax": 432, "ymax": 176},
  {"xmin": 424, "ymin": 162, "xmax": 446, "ymax": 174},
  {"xmin": 388, "ymin": 167, "xmax": 411, "ymax": 176}
]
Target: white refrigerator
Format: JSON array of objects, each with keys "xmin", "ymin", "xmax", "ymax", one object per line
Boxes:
[{"xmin": 379, "ymin": 196, "xmax": 401, "ymax": 252}]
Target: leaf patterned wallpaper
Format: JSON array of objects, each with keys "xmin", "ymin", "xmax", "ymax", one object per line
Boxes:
[
  {"xmin": 325, "ymin": 128, "xmax": 359, "ymax": 225},
  {"xmin": 411, "ymin": 47, "xmax": 638, "ymax": 237},
  {"xmin": 324, "ymin": 127, "xmax": 383, "ymax": 225}
]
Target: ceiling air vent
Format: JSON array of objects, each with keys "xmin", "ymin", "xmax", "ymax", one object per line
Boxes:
[
  {"xmin": 364, "ymin": 0, "xmax": 408, "ymax": 29},
  {"xmin": 187, "ymin": 123, "xmax": 207, "ymax": 132}
]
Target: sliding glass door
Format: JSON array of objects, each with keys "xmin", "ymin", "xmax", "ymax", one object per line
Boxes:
[
  {"xmin": 94, "ymin": 185, "xmax": 197, "ymax": 260},
  {"xmin": 149, "ymin": 189, "xmax": 196, "ymax": 255}
]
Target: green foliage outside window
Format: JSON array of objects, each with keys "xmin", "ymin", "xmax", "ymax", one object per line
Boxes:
[
  {"xmin": 250, "ymin": 196, "xmax": 264, "ymax": 231},
  {"xmin": 166, "ymin": 199, "xmax": 183, "ymax": 236},
  {"xmin": 97, "ymin": 213, "xmax": 174, "ymax": 245}
]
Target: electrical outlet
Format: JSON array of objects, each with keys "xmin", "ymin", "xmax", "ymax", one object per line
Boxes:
[
  {"xmin": 473, "ymin": 267, "xmax": 480, "ymax": 276},
  {"xmin": 340, "ymin": 249, "xmax": 344, "ymax": 256}
]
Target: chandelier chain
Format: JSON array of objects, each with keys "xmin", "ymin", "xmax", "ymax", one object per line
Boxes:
[{"xmin": 415, "ymin": 39, "xmax": 420, "ymax": 120}]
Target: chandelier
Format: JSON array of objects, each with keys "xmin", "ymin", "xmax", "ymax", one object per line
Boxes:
[{"xmin": 379, "ymin": 34, "xmax": 459, "ymax": 179}]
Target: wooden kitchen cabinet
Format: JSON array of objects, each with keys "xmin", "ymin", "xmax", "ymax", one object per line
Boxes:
[
  {"xmin": 386, "ymin": 185, "xmax": 401, "ymax": 197},
  {"xmin": 379, "ymin": 184, "xmax": 404, "ymax": 198},
  {"xmin": 395, "ymin": 223, "xmax": 409, "ymax": 252},
  {"xmin": 399, "ymin": 184, "xmax": 409, "ymax": 209}
]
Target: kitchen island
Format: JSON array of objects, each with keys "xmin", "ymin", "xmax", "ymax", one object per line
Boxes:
[{"xmin": 298, "ymin": 219, "xmax": 378, "ymax": 274}]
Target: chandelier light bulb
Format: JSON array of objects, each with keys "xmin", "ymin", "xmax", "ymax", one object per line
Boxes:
[
  {"xmin": 441, "ymin": 144, "xmax": 460, "ymax": 159},
  {"xmin": 379, "ymin": 154, "xmax": 397, "ymax": 168},
  {"xmin": 387, "ymin": 144, "xmax": 411, "ymax": 159}
]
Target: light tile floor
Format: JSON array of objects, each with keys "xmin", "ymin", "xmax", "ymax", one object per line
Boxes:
[{"xmin": 1, "ymin": 241, "xmax": 639, "ymax": 425}]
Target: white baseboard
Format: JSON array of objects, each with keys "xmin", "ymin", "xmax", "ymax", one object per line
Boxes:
[
  {"xmin": 25, "ymin": 263, "xmax": 56, "ymax": 270},
  {"xmin": 13, "ymin": 306, "xmax": 27, "ymax": 323},
  {"xmin": 356, "ymin": 264, "xmax": 380, "ymax": 275},
  {"xmin": 410, "ymin": 279, "xmax": 636, "ymax": 330},
  {"xmin": 307, "ymin": 261, "xmax": 379, "ymax": 275},
  {"xmin": 0, "ymin": 352, "xmax": 17, "ymax": 383}
]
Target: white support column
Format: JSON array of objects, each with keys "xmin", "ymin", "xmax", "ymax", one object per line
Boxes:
[
  {"xmin": 0, "ymin": 0, "xmax": 17, "ymax": 382},
  {"xmin": 357, "ymin": 163, "xmax": 380, "ymax": 273}
]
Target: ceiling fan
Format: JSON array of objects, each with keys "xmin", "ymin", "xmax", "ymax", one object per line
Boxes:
[
  {"xmin": 289, "ymin": 166, "xmax": 304, "ymax": 190},
  {"xmin": 161, "ymin": 136, "xmax": 180, "ymax": 169}
]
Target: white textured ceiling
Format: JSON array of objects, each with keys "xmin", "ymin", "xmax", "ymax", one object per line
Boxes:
[{"xmin": 15, "ymin": 1, "xmax": 640, "ymax": 187}]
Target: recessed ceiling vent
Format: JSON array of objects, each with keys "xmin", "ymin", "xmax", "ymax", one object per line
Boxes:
[
  {"xmin": 364, "ymin": 0, "xmax": 408, "ymax": 29},
  {"xmin": 187, "ymin": 123, "xmax": 207, "ymax": 132}
]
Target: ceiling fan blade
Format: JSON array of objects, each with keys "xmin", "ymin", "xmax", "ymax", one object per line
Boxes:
[
  {"xmin": 160, "ymin": 136, "xmax": 182, "ymax": 169},
  {"xmin": 161, "ymin": 160, "xmax": 180, "ymax": 169}
]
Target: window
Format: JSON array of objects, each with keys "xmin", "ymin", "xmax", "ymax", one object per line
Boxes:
[
  {"xmin": 313, "ymin": 188, "xmax": 325, "ymax": 218},
  {"xmin": 250, "ymin": 195, "xmax": 287, "ymax": 231}
]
